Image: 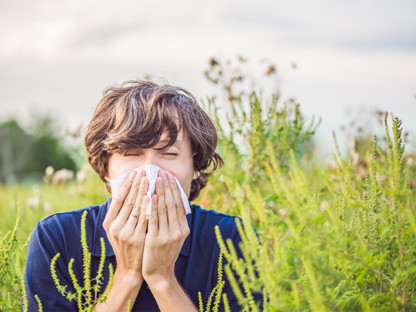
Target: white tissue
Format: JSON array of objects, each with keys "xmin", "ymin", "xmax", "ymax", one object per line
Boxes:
[{"xmin": 109, "ymin": 164, "xmax": 191, "ymax": 217}]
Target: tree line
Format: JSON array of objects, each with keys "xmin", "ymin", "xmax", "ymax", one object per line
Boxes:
[{"xmin": 0, "ymin": 115, "xmax": 76, "ymax": 184}]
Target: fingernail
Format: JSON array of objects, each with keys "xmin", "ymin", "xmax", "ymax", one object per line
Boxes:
[
  {"xmin": 160, "ymin": 170, "xmax": 166, "ymax": 178},
  {"xmin": 129, "ymin": 171, "xmax": 136, "ymax": 180},
  {"xmin": 158, "ymin": 177, "xmax": 163, "ymax": 187}
]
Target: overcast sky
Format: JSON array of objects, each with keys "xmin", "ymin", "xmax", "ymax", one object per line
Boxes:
[{"xmin": 1, "ymin": 0, "xmax": 415, "ymax": 154}]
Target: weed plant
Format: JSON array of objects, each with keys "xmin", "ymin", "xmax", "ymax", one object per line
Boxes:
[
  {"xmin": 210, "ymin": 111, "xmax": 415, "ymax": 311},
  {"xmin": 0, "ymin": 205, "xmax": 26, "ymax": 311},
  {"xmin": 197, "ymin": 57, "xmax": 415, "ymax": 311},
  {"xmin": 49, "ymin": 210, "xmax": 114, "ymax": 312}
]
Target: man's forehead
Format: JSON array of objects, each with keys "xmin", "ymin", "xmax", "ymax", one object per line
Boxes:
[{"xmin": 159, "ymin": 131, "xmax": 185, "ymax": 145}]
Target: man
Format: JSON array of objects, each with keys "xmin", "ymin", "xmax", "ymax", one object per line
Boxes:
[{"xmin": 24, "ymin": 80, "xmax": 260, "ymax": 311}]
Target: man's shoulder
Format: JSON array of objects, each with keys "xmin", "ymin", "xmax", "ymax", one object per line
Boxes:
[
  {"xmin": 190, "ymin": 204, "xmax": 241, "ymax": 239},
  {"xmin": 192, "ymin": 205, "xmax": 238, "ymax": 222},
  {"xmin": 29, "ymin": 199, "xmax": 112, "ymax": 259},
  {"xmin": 34, "ymin": 199, "xmax": 110, "ymax": 236}
]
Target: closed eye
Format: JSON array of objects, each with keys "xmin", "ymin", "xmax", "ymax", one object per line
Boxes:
[{"xmin": 124, "ymin": 153, "xmax": 141, "ymax": 156}]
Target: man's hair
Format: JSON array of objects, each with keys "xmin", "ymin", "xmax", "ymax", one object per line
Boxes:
[{"xmin": 84, "ymin": 80, "xmax": 223, "ymax": 202}]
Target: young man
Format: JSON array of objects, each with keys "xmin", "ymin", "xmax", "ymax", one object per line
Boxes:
[{"xmin": 24, "ymin": 81, "xmax": 260, "ymax": 311}]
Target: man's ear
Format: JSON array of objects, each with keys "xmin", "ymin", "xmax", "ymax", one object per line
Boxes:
[{"xmin": 192, "ymin": 170, "xmax": 201, "ymax": 180}]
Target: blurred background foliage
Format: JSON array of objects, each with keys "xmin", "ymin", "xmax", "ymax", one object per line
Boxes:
[{"xmin": 0, "ymin": 114, "xmax": 77, "ymax": 184}]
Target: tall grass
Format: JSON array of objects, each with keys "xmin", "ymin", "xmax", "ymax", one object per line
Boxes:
[
  {"xmin": 200, "ymin": 91, "xmax": 416, "ymax": 310},
  {"xmin": 0, "ymin": 168, "xmax": 108, "ymax": 311}
]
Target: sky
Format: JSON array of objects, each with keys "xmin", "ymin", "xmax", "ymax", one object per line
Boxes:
[{"xmin": 1, "ymin": 0, "xmax": 415, "ymax": 155}]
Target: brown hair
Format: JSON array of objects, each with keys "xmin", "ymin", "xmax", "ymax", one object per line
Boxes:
[{"xmin": 84, "ymin": 80, "xmax": 223, "ymax": 201}]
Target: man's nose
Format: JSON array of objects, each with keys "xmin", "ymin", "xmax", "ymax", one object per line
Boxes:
[{"xmin": 142, "ymin": 150, "xmax": 160, "ymax": 167}]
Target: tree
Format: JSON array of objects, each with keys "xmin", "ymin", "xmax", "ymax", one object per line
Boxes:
[{"xmin": 0, "ymin": 115, "xmax": 76, "ymax": 184}]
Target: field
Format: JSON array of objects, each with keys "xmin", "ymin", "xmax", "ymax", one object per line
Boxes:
[{"xmin": 1, "ymin": 90, "xmax": 415, "ymax": 311}]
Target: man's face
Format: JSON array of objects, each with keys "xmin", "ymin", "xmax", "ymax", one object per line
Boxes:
[{"xmin": 106, "ymin": 130, "xmax": 199, "ymax": 198}]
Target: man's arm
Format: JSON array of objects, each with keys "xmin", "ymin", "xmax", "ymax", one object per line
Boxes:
[
  {"xmin": 147, "ymin": 276, "xmax": 198, "ymax": 312},
  {"xmin": 93, "ymin": 270, "xmax": 143, "ymax": 312}
]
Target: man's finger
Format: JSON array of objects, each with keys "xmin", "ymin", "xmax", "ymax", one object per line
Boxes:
[
  {"xmin": 167, "ymin": 172, "xmax": 186, "ymax": 218},
  {"xmin": 124, "ymin": 174, "xmax": 147, "ymax": 234},
  {"xmin": 105, "ymin": 171, "xmax": 137, "ymax": 224},
  {"xmin": 147, "ymin": 195, "xmax": 159, "ymax": 235},
  {"xmin": 156, "ymin": 176, "xmax": 168, "ymax": 233},
  {"xmin": 135, "ymin": 194, "xmax": 150, "ymax": 234},
  {"xmin": 116, "ymin": 169, "xmax": 145, "ymax": 223},
  {"xmin": 133, "ymin": 176, "xmax": 149, "ymax": 214},
  {"xmin": 163, "ymin": 171, "xmax": 179, "ymax": 229}
]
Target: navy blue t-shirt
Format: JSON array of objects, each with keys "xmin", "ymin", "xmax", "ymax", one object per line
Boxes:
[{"xmin": 24, "ymin": 199, "xmax": 261, "ymax": 311}]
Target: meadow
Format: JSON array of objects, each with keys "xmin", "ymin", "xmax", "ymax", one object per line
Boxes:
[{"xmin": 1, "ymin": 64, "xmax": 415, "ymax": 311}]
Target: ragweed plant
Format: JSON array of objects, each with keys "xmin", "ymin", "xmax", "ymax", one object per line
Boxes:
[
  {"xmin": 199, "ymin": 57, "xmax": 320, "ymax": 227},
  {"xmin": 198, "ymin": 251, "xmax": 228, "ymax": 312},
  {"xmin": 50, "ymin": 210, "xmax": 114, "ymax": 312},
  {"xmin": 196, "ymin": 56, "xmax": 416, "ymax": 311},
  {"xmin": 210, "ymin": 112, "xmax": 415, "ymax": 311},
  {"xmin": 324, "ymin": 114, "xmax": 416, "ymax": 310},
  {"xmin": 0, "ymin": 204, "xmax": 28, "ymax": 312}
]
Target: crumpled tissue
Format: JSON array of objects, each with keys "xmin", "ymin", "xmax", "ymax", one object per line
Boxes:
[{"xmin": 109, "ymin": 164, "xmax": 191, "ymax": 217}]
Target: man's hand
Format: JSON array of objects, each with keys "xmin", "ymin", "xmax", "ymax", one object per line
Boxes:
[
  {"xmin": 141, "ymin": 170, "xmax": 197, "ymax": 312},
  {"xmin": 103, "ymin": 169, "xmax": 149, "ymax": 280},
  {"xmin": 142, "ymin": 170, "xmax": 190, "ymax": 285},
  {"xmin": 95, "ymin": 169, "xmax": 149, "ymax": 311}
]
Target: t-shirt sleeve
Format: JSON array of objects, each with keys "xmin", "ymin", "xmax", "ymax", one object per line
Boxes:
[
  {"xmin": 23, "ymin": 220, "xmax": 77, "ymax": 311},
  {"xmin": 218, "ymin": 219, "xmax": 263, "ymax": 312}
]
